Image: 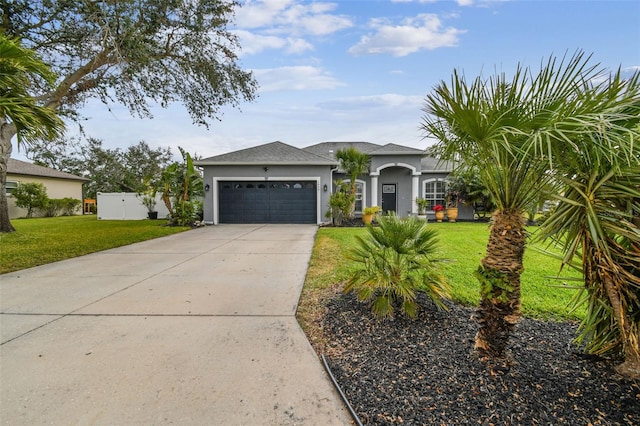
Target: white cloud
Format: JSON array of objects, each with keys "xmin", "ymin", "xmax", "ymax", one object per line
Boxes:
[
  {"xmin": 233, "ymin": 30, "xmax": 313, "ymax": 56},
  {"xmin": 317, "ymin": 93, "xmax": 423, "ymax": 111},
  {"xmin": 284, "ymin": 37, "xmax": 314, "ymax": 54},
  {"xmin": 290, "ymin": 11, "xmax": 353, "ymax": 36},
  {"xmin": 391, "ymin": 0, "xmax": 438, "ymax": 3},
  {"xmin": 234, "ymin": 30, "xmax": 286, "ymax": 55},
  {"xmin": 236, "ymin": 0, "xmax": 353, "ymax": 35},
  {"xmin": 252, "ymin": 66, "xmax": 345, "ymax": 92},
  {"xmin": 348, "ymin": 14, "xmax": 464, "ymax": 57},
  {"xmin": 235, "ymin": 0, "xmax": 295, "ymax": 29},
  {"xmin": 234, "ymin": 1, "xmax": 353, "ymax": 56}
]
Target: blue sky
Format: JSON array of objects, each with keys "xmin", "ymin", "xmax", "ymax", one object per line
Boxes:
[{"xmin": 28, "ymin": 0, "xmax": 640, "ymax": 161}]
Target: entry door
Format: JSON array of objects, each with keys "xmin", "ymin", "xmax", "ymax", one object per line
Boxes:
[{"xmin": 381, "ymin": 184, "xmax": 396, "ymax": 214}]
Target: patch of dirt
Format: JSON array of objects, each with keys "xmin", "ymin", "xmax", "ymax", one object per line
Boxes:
[{"xmin": 320, "ymin": 293, "xmax": 640, "ymax": 425}]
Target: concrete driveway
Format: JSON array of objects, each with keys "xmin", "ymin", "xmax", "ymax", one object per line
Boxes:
[{"xmin": 0, "ymin": 224, "xmax": 350, "ymax": 425}]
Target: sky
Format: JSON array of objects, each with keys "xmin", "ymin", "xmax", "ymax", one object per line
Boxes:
[{"xmin": 17, "ymin": 0, "xmax": 640, "ymax": 161}]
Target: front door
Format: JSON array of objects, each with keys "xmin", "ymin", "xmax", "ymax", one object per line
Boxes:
[{"xmin": 381, "ymin": 184, "xmax": 396, "ymax": 214}]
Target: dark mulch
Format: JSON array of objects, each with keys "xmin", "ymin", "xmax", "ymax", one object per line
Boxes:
[{"xmin": 322, "ymin": 293, "xmax": 640, "ymax": 425}]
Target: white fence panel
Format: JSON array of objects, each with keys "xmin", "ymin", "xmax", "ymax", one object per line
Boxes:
[{"xmin": 97, "ymin": 192, "xmax": 169, "ymax": 220}]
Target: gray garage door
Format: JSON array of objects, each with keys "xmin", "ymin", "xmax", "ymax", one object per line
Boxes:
[{"xmin": 218, "ymin": 181, "xmax": 317, "ymax": 224}]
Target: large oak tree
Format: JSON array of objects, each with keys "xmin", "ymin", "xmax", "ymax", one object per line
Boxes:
[{"xmin": 0, "ymin": 0, "xmax": 257, "ymax": 232}]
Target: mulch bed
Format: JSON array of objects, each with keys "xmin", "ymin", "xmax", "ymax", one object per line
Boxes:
[{"xmin": 322, "ymin": 293, "xmax": 640, "ymax": 425}]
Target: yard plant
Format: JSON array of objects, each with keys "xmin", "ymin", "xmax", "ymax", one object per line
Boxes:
[
  {"xmin": 422, "ymin": 51, "xmax": 640, "ymax": 377},
  {"xmin": 335, "ymin": 147, "xmax": 370, "ymax": 219},
  {"xmin": 297, "ymin": 223, "xmax": 584, "ymax": 347},
  {"xmin": 345, "ymin": 214, "xmax": 449, "ymax": 318}
]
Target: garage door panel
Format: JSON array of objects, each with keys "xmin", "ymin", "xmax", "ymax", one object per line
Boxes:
[{"xmin": 219, "ymin": 181, "xmax": 316, "ymax": 224}]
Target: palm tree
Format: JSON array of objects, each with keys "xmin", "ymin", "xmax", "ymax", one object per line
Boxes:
[
  {"xmin": 421, "ymin": 52, "xmax": 603, "ymax": 358},
  {"xmin": 335, "ymin": 147, "xmax": 370, "ymax": 218},
  {"xmin": 345, "ymin": 213, "xmax": 450, "ymax": 318},
  {"xmin": 535, "ymin": 68, "xmax": 640, "ymax": 378},
  {"xmin": 0, "ymin": 36, "xmax": 64, "ymax": 232}
]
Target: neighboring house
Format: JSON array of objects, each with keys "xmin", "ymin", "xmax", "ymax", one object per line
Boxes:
[
  {"xmin": 195, "ymin": 141, "xmax": 474, "ymax": 225},
  {"xmin": 6, "ymin": 158, "xmax": 88, "ymax": 219}
]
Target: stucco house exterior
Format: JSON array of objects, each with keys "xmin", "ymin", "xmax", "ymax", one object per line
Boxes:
[
  {"xmin": 196, "ymin": 141, "xmax": 474, "ymax": 225},
  {"xmin": 6, "ymin": 158, "xmax": 88, "ymax": 219}
]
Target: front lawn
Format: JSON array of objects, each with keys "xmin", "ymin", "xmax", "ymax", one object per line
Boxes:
[
  {"xmin": 0, "ymin": 215, "xmax": 189, "ymax": 274},
  {"xmin": 297, "ymin": 222, "xmax": 585, "ymax": 350},
  {"xmin": 297, "ymin": 223, "xmax": 640, "ymax": 425}
]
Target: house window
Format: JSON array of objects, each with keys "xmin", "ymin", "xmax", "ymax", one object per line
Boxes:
[
  {"xmin": 355, "ymin": 182, "xmax": 364, "ymax": 212},
  {"xmin": 345, "ymin": 180, "xmax": 365, "ymax": 213},
  {"xmin": 423, "ymin": 179, "xmax": 446, "ymax": 210},
  {"xmin": 6, "ymin": 181, "xmax": 18, "ymax": 195}
]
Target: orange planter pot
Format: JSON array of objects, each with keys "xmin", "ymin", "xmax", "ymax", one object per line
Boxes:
[
  {"xmin": 435, "ymin": 211, "xmax": 445, "ymax": 222},
  {"xmin": 362, "ymin": 214, "xmax": 374, "ymax": 225},
  {"xmin": 446, "ymin": 208, "xmax": 459, "ymax": 222}
]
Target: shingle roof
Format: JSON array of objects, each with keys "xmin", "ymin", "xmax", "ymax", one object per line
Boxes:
[
  {"xmin": 421, "ymin": 156, "xmax": 454, "ymax": 172},
  {"xmin": 196, "ymin": 140, "xmax": 449, "ymax": 172},
  {"xmin": 195, "ymin": 141, "xmax": 337, "ymax": 165},
  {"xmin": 7, "ymin": 158, "xmax": 88, "ymax": 181},
  {"xmin": 302, "ymin": 141, "xmax": 384, "ymax": 159},
  {"xmin": 370, "ymin": 143, "xmax": 426, "ymax": 156}
]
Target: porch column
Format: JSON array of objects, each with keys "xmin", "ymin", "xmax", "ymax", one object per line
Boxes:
[
  {"xmin": 370, "ymin": 174, "xmax": 378, "ymax": 207},
  {"xmin": 412, "ymin": 174, "xmax": 419, "ymax": 214}
]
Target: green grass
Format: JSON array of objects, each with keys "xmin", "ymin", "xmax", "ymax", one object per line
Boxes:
[
  {"xmin": 3, "ymin": 217, "xmax": 585, "ymax": 321},
  {"xmin": 0, "ymin": 215, "xmax": 190, "ymax": 274},
  {"xmin": 302, "ymin": 222, "xmax": 585, "ymax": 322}
]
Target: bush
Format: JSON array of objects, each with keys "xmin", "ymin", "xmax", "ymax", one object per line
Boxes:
[
  {"xmin": 169, "ymin": 199, "xmax": 202, "ymax": 226},
  {"xmin": 60, "ymin": 198, "xmax": 81, "ymax": 216},
  {"xmin": 41, "ymin": 198, "xmax": 63, "ymax": 217},
  {"xmin": 40, "ymin": 197, "xmax": 81, "ymax": 217},
  {"xmin": 345, "ymin": 213, "xmax": 450, "ymax": 318},
  {"xmin": 12, "ymin": 182, "xmax": 48, "ymax": 218}
]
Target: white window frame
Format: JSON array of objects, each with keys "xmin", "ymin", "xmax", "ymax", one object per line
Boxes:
[
  {"xmin": 344, "ymin": 179, "xmax": 366, "ymax": 214},
  {"xmin": 422, "ymin": 178, "xmax": 447, "ymax": 211},
  {"xmin": 6, "ymin": 180, "xmax": 18, "ymax": 196}
]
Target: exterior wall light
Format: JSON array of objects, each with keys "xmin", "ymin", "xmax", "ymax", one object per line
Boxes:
[
  {"xmin": 323, "ymin": 184, "xmax": 328, "ymax": 192},
  {"xmin": 204, "ymin": 184, "xmax": 210, "ymax": 192}
]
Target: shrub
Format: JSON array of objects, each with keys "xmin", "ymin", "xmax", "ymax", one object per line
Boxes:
[
  {"xmin": 345, "ymin": 213, "xmax": 450, "ymax": 318},
  {"xmin": 363, "ymin": 206, "xmax": 381, "ymax": 215},
  {"xmin": 170, "ymin": 199, "xmax": 202, "ymax": 226},
  {"xmin": 40, "ymin": 198, "xmax": 81, "ymax": 217},
  {"xmin": 41, "ymin": 198, "xmax": 63, "ymax": 217},
  {"xmin": 60, "ymin": 198, "xmax": 81, "ymax": 216},
  {"xmin": 12, "ymin": 182, "xmax": 48, "ymax": 218}
]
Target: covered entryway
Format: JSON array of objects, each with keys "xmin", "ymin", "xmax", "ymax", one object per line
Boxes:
[{"xmin": 218, "ymin": 180, "xmax": 317, "ymax": 224}]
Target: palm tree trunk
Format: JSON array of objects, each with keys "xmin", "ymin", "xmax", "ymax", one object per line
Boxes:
[
  {"xmin": 0, "ymin": 121, "xmax": 17, "ymax": 233},
  {"xmin": 597, "ymin": 251, "xmax": 640, "ymax": 379},
  {"xmin": 474, "ymin": 209, "xmax": 526, "ymax": 357},
  {"xmin": 349, "ymin": 181, "xmax": 357, "ymax": 219}
]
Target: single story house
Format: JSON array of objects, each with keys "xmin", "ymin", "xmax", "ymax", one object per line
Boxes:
[
  {"xmin": 6, "ymin": 158, "xmax": 88, "ymax": 218},
  {"xmin": 195, "ymin": 141, "xmax": 474, "ymax": 225}
]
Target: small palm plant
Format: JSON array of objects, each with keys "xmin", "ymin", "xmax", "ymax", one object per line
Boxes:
[{"xmin": 345, "ymin": 213, "xmax": 450, "ymax": 318}]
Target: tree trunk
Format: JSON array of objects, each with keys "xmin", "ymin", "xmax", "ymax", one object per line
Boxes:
[
  {"xmin": 474, "ymin": 209, "xmax": 527, "ymax": 358},
  {"xmin": 597, "ymin": 252, "xmax": 640, "ymax": 379},
  {"xmin": 349, "ymin": 181, "xmax": 357, "ymax": 219},
  {"xmin": 0, "ymin": 120, "xmax": 17, "ymax": 233}
]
